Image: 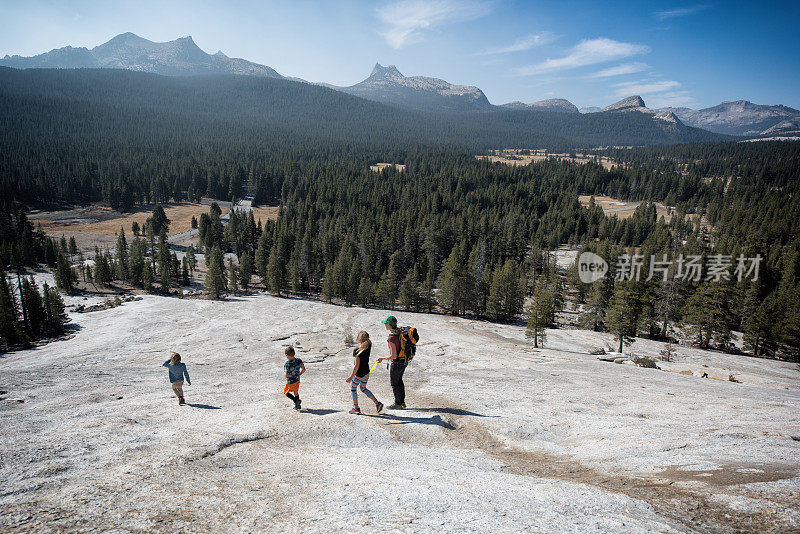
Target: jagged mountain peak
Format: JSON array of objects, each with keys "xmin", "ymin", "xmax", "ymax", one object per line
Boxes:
[
  {"xmin": 604, "ymin": 95, "xmax": 647, "ymax": 112},
  {"xmin": 340, "ymin": 62, "xmax": 491, "ymax": 113},
  {"xmin": 370, "ymin": 63, "xmax": 403, "ymax": 79}
]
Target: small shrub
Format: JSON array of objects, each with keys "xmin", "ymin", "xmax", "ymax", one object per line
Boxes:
[
  {"xmin": 659, "ymin": 343, "xmax": 676, "ymax": 362},
  {"xmin": 729, "ymin": 374, "xmax": 740, "ymax": 383},
  {"xmin": 344, "ymin": 330, "xmax": 355, "ymax": 346},
  {"xmin": 634, "ymin": 355, "xmax": 660, "ymax": 369}
]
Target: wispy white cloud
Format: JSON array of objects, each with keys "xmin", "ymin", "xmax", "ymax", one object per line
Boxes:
[
  {"xmin": 478, "ymin": 32, "xmax": 556, "ymax": 55},
  {"xmin": 655, "ymin": 4, "xmax": 711, "ymax": 21},
  {"xmin": 516, "ymin": 38, "xmax": 650, "ymax": 75},
  {"xmin": 588, "ymin": 62, "xmax": 650, "ymax": 78},
  {"xmin": 376, "ymin": 0, "xmax": 493, "ymax": 49},
  {"xmin": 612, "ymin": 79, "xmax": 682, "ymax": 97}
]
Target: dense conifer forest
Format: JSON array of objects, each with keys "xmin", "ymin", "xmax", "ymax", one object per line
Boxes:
[{"xmin": 0, "ymin": 67, "xmax": 725, "ymax": 206}]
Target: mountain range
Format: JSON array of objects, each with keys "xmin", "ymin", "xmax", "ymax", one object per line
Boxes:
[
  {"xmin": 0, "ymin": 32, "xmax": 282, "ymax": 78},
  {"xmin": 1, "ymin": 32, "xmax": 796, "ymax": 138},
  {"xmin": 332, "ymin": 63, "xmax": 492, "ymax": 113}
]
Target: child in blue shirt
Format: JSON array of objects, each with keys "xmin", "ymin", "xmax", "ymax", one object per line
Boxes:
[{"xmin": 162, "ymin": 352, "xmax": 190, "ymax": 405}]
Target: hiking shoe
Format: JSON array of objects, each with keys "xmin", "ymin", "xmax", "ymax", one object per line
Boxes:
[
  {"xmin": 387, "ymin": 403, "xmax": 405, "ymax": 410},
  {"xmin": 349, "ymin": 406, "xmax": 361, "ymax": 415},
  {"xmin": 294, "ymin": 398, "xmax": 302, "ymax": 411},
  {"xmin": 178, "ymin": 397, "xmax": 185, "ymax": 405},
  {"xmin": 375, "ymin": 401, "xmax": 384, "ymax": 414}
]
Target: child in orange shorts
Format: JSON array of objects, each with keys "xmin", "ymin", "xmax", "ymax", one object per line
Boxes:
[{"xmin": 283, "ymin": 346, "xmax": 305, "ymax": 410}]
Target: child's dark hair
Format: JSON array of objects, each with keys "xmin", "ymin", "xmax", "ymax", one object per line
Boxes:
[
  {"xmin": 285, "ymin": 346, "xmax": 295, "ymax": 357},
  {"xmin": 170, "ymin": 352, "xmax": 181, "ymax": 365}
]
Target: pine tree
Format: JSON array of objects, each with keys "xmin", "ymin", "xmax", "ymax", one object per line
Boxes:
[
  {"xmin": 420, "ymin": 270, "xmax": 436, "ymax": 313},
  {"xmin": 526, "ymin": 278, "xmax": 553, "ymax": 348},
  {"xmin": 148, "ymin": 204, "xmax": 170, "ymax": 236},
  {"xmin": 142, "ymin": 261, "xmax": 153, "ymax": 292},
  {"xmin": 400, "ymin": 264, "xmax": 421, "ymax": 312},
  {"xmin": 181, "ymin": 257, "xmax": 190, "ymax": 286},
  {"xmin": 42, "ymin": 282, "xmax": 66, "ymax": 335},
  {"xmin": 375, "ymin": 270, "xmax": 396, "ymax": 309},
  {"xmin": 486, "ymin": 260, "xmax": 525, "ymax": 322},
  {"xmin": 0, "ymin": 269, "xmax": 21, "ymax": 348},
  {"xmin": 186, "ymin": 244, "xmax": 197, "ymax": 273},
  {"xmin": 92, "ymin": 248, "xmax": 112, "ymax": 287},
  {"xmin": 157, "ymin": 233, "xmax": 171, "ymax": 293},
  {"xmin": 204, "ymin": 245, "xmax": 226, "ymax": 299},
  {"xmin": 115, "ymin": 227, "xmax": 129, "ymax": 281},
  {"xmin": 681, "ymin": 282, "xmax": 733, "ymax": 349},
  {"xmin": 128, "ymin": 238, "xmax": 146, "ymax": 287},
  {"xmin": 267, "ymin": 243, "xmax": 285, "ymax": 296},
  {"xmin": 742, "ymin": 292, "xmax": 776, "ymax": 357},
  {"xmin": 357, "ymin": 277, "xmax": 373, "ymax": 307},
  {"xmin": 54, "ymin": 251, "xmax": 74, "ymax": 293},
  {"xmin": 239, "ymin": 251, "xmax": 253, "ymax": 290},
  {"xmin": 322, "ymin": 263, "xmax": 335, "ymax": 303},
  {"xmin": 580, "ymin": 278, "xmax": 611, "ymax": 332},
  {"xmin": 228, "ymin": 258, "xmax": 239, "ymax": 295},
  {"xmin": 21, "ymin": 277, "xmax": 45, "ymax": 337},
  {"xmin": 605, "ymin": 281, "xmax": 641, "ymax": 353},
  {"xmin": 437, "ymin": 246, "xmax": 471, "ymax": 315},
  {"xmin": 254, "ymin": 232, "xmax": 270, "ymax": 286}
]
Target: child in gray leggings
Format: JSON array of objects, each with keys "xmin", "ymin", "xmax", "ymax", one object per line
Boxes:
[{"xmin": 346, "ymin": 331, "xmax": 383, "ymax": 415}]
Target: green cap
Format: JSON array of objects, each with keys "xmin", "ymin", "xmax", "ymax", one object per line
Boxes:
[{"xmin": 382, "ymin": 315, "xmax": 397, "ymax": 326}]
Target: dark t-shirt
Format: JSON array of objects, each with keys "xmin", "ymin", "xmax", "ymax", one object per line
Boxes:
[
  {"xmin": 284, "ymin": 358, "xmax": 303, "ymax": 384},
  {"xmin": 354, "ymin": 345, "xmax": 371, "ymax": 378}
]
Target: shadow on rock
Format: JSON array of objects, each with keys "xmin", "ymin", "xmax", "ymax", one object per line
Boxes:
[
  {"xmin": 410, "ymin": 407, "xmax": 496, "ymax": 418},
  {"xmin": 370, "ymin": 413, "xmax": 457, "ymax": 430},
  {"xmin": 303, "ymin": 408, "xmax": 340, "ymax": 416},
  {"xmin": 188, "ymin": 403, "xmax": 221, "ymax": 410}
]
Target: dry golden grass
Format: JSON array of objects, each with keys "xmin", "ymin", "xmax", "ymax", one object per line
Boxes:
[
  {"xmin": 250, "ymin": 205, "xmax": 280, "ymax": 223},
  {"xmin": 370, "ymin": 163, "xmax": 406, "ymax": 173},
  {"xmin": 477, "ymin": 150, "xmax": 619, "ymax": 170},
  {"xmin": 30, "ymin": 203, "xmax": 224, "ymax": 237},
  {"xmin": 578, "ymin": 195, "xmax": 671, "ymax": 220},
  {"xmin": 475, "ymin": 154, "xmax": 616, "ymax": 169},
  {"xmin": 577, "ymin": 195, "xmax": 710, "ymax": 230}
]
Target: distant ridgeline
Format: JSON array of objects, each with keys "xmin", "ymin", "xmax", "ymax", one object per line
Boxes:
[{"xmin": 0, "ymin": 67, "xmax": 725, "ymax": 206}]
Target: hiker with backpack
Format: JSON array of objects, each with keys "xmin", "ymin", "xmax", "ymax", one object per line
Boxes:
[{"xmin": 376, "ymin": 315, "xmax": 418, "ymax": 410}]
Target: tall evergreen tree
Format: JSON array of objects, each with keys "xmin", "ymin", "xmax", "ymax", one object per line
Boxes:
[
  {"xmin": 605, "ymin": 281, "xmax": 641, "ymax": 353},
  {"xmin": 204, "ymin": 245, "xmax": 226, "ymax": 299},
  {"xmin": 115, "ymin": 227, "xmax": 129, "ymax": 281},
  {"xmin": 267, "ymin": 243, "xmax": 285, "ymax": 296},
  {"xmin": 157, "ymin": 234, "xmax": 171, "ymax": 293},
  {"xmin": 228, "ymin": 258, "xmax": 239, "ymax": 296},
  {"xmin": 54, "ymin": 252, "xmax": 74, "ymax": 294},
  {"xmin": 0, "ymin": 270, "xmax": 21, "ymax": 348},
  {"xmin": 486, "ymin": 260, "xmax": 525, "ymax": 322},
  {"xmin": 681, "ymin": 282, "xmax": 733, "ymax": 349},
  {"xmin": 239, "ymin": 251, "xmax": 253, "ymax": 290},
  {"xmin": 526, "ymin": 278, "xmax": 554, "ymax": 348}
]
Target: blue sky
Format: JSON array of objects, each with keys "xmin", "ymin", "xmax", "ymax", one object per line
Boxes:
[{"xmin": 1, "ymin": 0, "xmax": 798, "ymax": 109}]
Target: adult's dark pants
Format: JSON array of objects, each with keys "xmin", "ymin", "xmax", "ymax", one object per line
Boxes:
[{"xmin": 389, "ymin": 359, "xmax": 408, "ymax": 405}]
